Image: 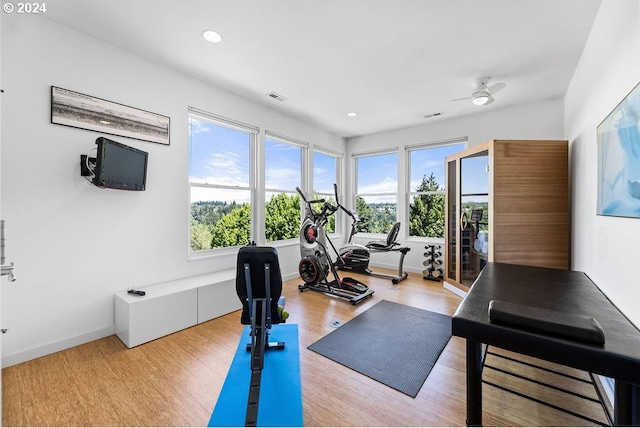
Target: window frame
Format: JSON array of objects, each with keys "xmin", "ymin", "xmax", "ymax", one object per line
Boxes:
[
  {"xmin": 263, "ymin": 131, "xmax": 308, "ymax": 244},
  {"xmin": 187, "ymin": 108, "xmax": 258, "ymax": 259},
  {"xmin": 405, "ymin": 137, "xmax": 467, "ymax": 241},
  {"xmin": 352, "ymin": 149, "xmax": 399, "ymax": 236},
  {"xmin": 313, "ymin": 148, "xmax": 343, "ymax": 236}
]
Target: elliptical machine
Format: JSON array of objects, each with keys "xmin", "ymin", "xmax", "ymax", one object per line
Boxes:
[
  {"xmin": 333, "ymin": 188, "xmax": 411, "ymax": 284},
  {"xmin": 296, "ymin": 186, "xmax": 374, "ymax": 305}
]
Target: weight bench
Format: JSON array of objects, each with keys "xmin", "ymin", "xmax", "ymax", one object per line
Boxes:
[{"xmin": 452, "ymin": 262, "xmax": 640, "ymax": 426}]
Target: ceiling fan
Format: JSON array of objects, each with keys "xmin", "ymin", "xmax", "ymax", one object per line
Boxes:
[{"xmin": 451, "ymin": 76, "xmax": 506, "ymax": 106}]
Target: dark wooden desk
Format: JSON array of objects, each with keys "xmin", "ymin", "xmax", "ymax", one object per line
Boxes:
[{"xmin": 452, "ymin": 262, "xmax": 640, "ymax": 426}]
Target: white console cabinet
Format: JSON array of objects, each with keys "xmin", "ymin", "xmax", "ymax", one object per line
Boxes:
[{"xmin": 115, "ymin": 270, "xmax": 240, "ymax": 348}]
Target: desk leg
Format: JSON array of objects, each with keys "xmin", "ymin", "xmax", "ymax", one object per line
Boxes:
[
  {"xmin": 466, "ymin": 340, "xmax": 483, "ymax": 426},
  {"xmin": 634, "ymin": 383, "xmax": 640, "ymax": 426},
  {"xmin": 614, "ymin": 380, "xmax": 640, "ymax": 426}
]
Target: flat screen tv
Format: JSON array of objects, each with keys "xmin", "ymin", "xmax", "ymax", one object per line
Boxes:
[{"xmin": 93, "ymin": 137, "xmax": 148, "ymax": 191}]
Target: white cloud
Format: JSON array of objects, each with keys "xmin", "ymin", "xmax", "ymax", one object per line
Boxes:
[
  {"xmin": 358, "ymin": 176, "xmax": 397, "ymax": 194},
  {"xmin": 189, "ymin": 119, "xmax": 211, "ymax": 135},
  {"xmin": 266, "ymin": 165, "xmax": 300, "ymax": 189}
]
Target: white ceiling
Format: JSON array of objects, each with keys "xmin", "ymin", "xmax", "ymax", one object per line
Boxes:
[{"xmin": 42, "ymin": 0, "xmax": 602, "ymax": 138}]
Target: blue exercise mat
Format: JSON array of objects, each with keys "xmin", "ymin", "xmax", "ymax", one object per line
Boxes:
[{"xmin": 208, "ymin": 324, "xmax": 303, "ymax": 427}]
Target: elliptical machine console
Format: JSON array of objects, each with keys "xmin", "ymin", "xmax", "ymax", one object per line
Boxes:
[{"xmin": 296, "ymin": 186, "xmax": 373, "ymax": 305}]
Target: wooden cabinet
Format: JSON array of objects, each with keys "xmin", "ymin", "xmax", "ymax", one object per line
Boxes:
[{"xmin": 444, "ymin": 139, "xmax": 569, "ymax": 292}]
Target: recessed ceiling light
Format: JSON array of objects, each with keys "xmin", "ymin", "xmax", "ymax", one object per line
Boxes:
[
  {"xmin": 201, "ymin": 29, "xmax": 223, "ymax": 43},
  {"xmin": 346, "ymin": 112, "xmax": 358, "ymax": 117}
]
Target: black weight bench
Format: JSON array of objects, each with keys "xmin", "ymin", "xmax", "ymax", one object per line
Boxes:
[{"xmin": 452, "ymin": 262, "xmax": 640, "ymax": 426}]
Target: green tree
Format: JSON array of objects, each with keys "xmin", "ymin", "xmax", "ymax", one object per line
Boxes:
[
  {"xmin": 210, "ymin": 204, "xmax": 251, "ymax": 248},
  {"xmin": 315, "ymin": 195, "xmax": 336, "ymax": 233},
  {"xmin": 355, "ymin": 196, "xmax": 379, "ymax": 233},
  {"xmin": 265, "ymin": 193, "xmax": 301, "ymax": 241},
  {"xmin": 190, "ymin": 223, "xmax": 213, "ymax": 251},
  {"xmin": 409, "ymin": 173, "xmax": 445, "ymax": 238}
]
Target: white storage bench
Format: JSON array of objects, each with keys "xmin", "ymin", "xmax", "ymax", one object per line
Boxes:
[{"xmin": 115, "ymin": 269, "xmax": 240, "ymax": 348}]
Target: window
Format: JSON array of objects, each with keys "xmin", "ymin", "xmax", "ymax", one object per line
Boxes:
[
  {"xmin": 407, "ymin": 140, "xmax": 466, "ymax": 238},
  {"xmin": 188, "ymin": 110, "xmax": 256, "ymax": 253},
  {"xmin": 264, "ymin": 134, "xmax": 305, "ymax": 242},
  {"xmin": 313, "ymin": 150, "xmax": 341, "ymax": 233},
  {"xmin": 354, "ymin": 151, "xmax": 398, "ymax": 233}
]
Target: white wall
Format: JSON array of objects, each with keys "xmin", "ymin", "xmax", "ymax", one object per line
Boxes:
[
  {"xmin": 345, "ymin": 98, "xmax": 565, "ymax": 272},
  {"xmin": 565, "ymin": 0, "xmax": 640, "ymax": 327},
  {"xmin": 0, "ymin": 15, "xmax": 344, "ymax": 366},
  {"xmin": 0, "ymin": 5, "xmax": 4, "ymax": 414}
]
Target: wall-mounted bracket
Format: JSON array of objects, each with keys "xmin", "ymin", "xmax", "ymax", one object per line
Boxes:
[{"xmin": 80, "ymin": 155, "xmax": 96, "ymax": 177}]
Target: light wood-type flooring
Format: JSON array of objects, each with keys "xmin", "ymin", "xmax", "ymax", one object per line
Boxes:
[{"xmin": 2, "ymin": 269, "xmax": 611, "ymax": 426}]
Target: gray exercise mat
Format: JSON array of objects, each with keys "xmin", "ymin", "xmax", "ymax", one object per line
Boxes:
[{"xmin": 308, "ymin": 300, "xmax": 452, "ymax": 397}]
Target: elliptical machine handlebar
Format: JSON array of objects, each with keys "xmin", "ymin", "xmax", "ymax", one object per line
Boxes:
[
  {"xmin": 333, "ymin": 183, "xmax": 358, "ymax": 221},
  {"xmin": 296, "ymin": 186, "xmax": 337, "ymax": 224},
  {"xmin": 332, "ymin": 183, "xmax": 361, "ymax": 241},
  {"xmin": 296, "ymin": 186, "xmax": 324, "ymax": 205}
]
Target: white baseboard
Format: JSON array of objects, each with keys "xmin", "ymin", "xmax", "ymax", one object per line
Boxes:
[
  {"xmin": 2, "ymin": 325, "xmax": 115, "ymax": 368},
  {"xmin": 443, "ymin": 281, "xmax": 467, "ymax": 298},
  {"xmin": 282, "ymin": 272, "xmax": 300, "ymax": 281}
]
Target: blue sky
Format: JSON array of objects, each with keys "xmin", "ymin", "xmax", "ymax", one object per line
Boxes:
[
  {"xmin": 189, "ymin": 118, "xmax": 251, "ymax": 203},
  {"xmin": 409, "ymin": 144, "xmax": 466, "ymax": 191},
  {"xmin": 189, "ymin": 118, "xmax": 250, "ymax": 187},
  {"xmin": 460, "ymin": 154, "xmax": 489, "ymax": 196},
  {"xmin": 313, "ymin": 152, "xmax": 337, "ymax": 194},
  {"xmin": 356, "ymin": 143, "xmax": 469, "ymax": 200},
  {"xmin": 188, "ymin": 117, "xmax": 483, "ymax": 203},
  {"xmin": 265, "ymin": 139, "xmax": 301, "ymax": 190}
]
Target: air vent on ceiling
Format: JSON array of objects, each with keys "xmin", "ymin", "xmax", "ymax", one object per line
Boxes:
[
  {"xmin": 266, "ymin": 92, "xmax": 288, "ymax": 102},
  {"xmin": 423, "ymin": 111, "xmax": 444, "ymax": 119}
]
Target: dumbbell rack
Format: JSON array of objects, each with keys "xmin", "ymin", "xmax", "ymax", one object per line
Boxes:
[{"xmin": 423, "ymin": 244, "xmax": 444, "ymax": 281}]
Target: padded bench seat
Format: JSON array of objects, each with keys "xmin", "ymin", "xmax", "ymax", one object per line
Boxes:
[{"xmin": 488, "ymin": 299, "xmax": 605, "ymax": 345}]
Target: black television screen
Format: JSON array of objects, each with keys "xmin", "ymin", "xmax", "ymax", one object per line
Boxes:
[{"xmin": 94, "ymin": 137, "xmax": 148, "ymax": 191}]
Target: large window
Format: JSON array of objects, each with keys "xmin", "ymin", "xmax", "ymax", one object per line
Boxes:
[
  {"xmin": 264, "ymin": 134, "xmax": 305, "ymax": 242},
  {"xmin": 188, "ymin": 111, "xmax": 256, "ymax": 253},
  {"xmin": 407, "ymin": 140, "xmax": 466, "ymax": 238},
  {"xmin": 313, "ymin": 150, "xmax": 341, "ymax": 233},
  {"xmin": 354, "ymin": 152, "xmax": 398, "ymax": 234}
]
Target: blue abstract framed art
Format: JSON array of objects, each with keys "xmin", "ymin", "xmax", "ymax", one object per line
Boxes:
[{"xmin": 597, "ymin": 80, "xmax": 640, "ymax": 218}]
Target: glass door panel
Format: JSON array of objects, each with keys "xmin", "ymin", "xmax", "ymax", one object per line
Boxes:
[
  {"xmin": 445, "ymin": 159, "xmax": 458, "ymax": 284},
  {"xmin": 460, "ymin": 152, "xmax": 489, "ymax": 286}
]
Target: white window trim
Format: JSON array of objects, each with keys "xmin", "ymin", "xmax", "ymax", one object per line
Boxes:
[
  {"xmin": 352, "ymin": 149, "xmax": 400, "ymax": 236},
  {"xmin": 405, "ymin": 136, "xmax": 468, "ymax": 241},
  {"xmin": 312, "ymin": 148, "xmax": 343, "ymax": 237},
  {"xmin": 187, "ymin": 108, "xmax": 258, "ymax": 259},
  {"xmin": 264, "ymin": 132, "xmax": 308, "ymax": 244}
]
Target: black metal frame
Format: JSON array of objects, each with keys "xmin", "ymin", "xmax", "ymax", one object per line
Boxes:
[
  {"xmin": 243, "ymin": 262, "xmax": 285, "ymax": 427},
  {"xmin": 480, "ymin": 345, "xmax": 612, "ymax": 426}
]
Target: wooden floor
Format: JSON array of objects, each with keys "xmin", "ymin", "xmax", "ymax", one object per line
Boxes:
[{"xmin": 2, "ymin": 269, "xmax": 611, "ymax": 426}]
